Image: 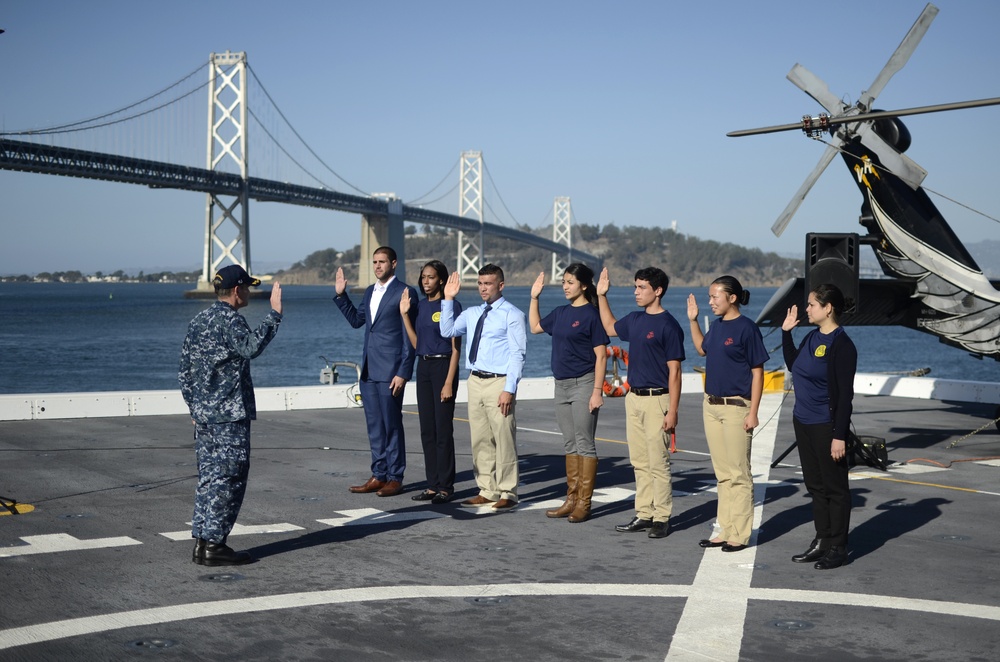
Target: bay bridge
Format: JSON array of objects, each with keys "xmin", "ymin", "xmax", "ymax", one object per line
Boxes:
[{"xmin": 0, "ymin": 51, "xmax": 599, "ymax": 289}]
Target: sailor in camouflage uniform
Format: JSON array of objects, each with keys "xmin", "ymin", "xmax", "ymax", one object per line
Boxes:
[{"xmin": 179, "ymin": 264, "xmax": 283, "ymax": 566}]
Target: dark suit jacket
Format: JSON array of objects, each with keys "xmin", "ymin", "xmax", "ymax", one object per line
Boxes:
[{"xmin": 335, "ymin": 278, "xmax": 418, "ymax": 382}]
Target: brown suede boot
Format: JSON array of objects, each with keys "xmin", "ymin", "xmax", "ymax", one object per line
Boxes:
[
  {"xmin": 546, "ymin": 454, "xmax": 581, "ymax": 518},
  {"xmin": 568, "ymin": 456, "xmax": 598, "ymax": 523}
]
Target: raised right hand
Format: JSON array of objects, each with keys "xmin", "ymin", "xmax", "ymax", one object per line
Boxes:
[
  {"xmin": 335, "ymin": 267, "xmax": 347, "ymax": 296},
  {"xmin": 270, "ymin": 282, "xmax": 283, "ymax": 315},
  {"xmin": 781, "ymin": 305, "xmax": 800, "ymax": 331},
  {"xmin": 596, "ymin": 267, "xmax": 610, "ymax": 296},
  {"xmin": 686, "ymin": 293, "xmax": 699, "ymax": 321},
  {"xmin": 399, "ymin": 287, "xmax": 411, "ymax": 314},
  {"xmin": 530, "ymin": 272, "xmax": 545, "ymax": 299},
  {"xmin": 443, "ymin": 272, "xmax": 461, "ymax": 300}
]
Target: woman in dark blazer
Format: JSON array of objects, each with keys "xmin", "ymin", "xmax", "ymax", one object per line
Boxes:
[{"xmin": 781, "ymin": 283, "xmax": 857, "ymax": 570}]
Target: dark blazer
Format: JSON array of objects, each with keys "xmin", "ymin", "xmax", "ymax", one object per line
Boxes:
[
  {"xmin": 335, "ymin": 278, "xmax": 418, "ymax": 382},
  {"xmin": 783, "ymin": 328, "xmax": 857, "ymax": 440}
]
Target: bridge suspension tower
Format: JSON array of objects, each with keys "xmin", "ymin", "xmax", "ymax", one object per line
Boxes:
[
  {"xmin": 550, "ymin": 196, "xmax": 572, "ymax": 283},
  {"xmin": 457, "ymin": 150, "xmax": 484, "ymax": 282},
  {"xmin": 200, "ymin": 51, "xmax": 251, "ymax": 289}
]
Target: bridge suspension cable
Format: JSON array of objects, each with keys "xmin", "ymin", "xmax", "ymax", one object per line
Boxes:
[
  {"xmin": 246, "ymin": 63, "xmax": 369, "ymax": 196},
  {"xmin": 0, "ymin": 61, "xmax": 207, "ymax": 137},
  {"xmin": 482, "ymin": 159, "xmax": 520, "ymax": 228},
  {"xmin": 406, "ymin": 159, "xmax": 459, "ymax": 206}
]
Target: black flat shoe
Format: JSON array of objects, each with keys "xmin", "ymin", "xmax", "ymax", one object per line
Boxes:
[
  {"xmin": 411, "ymin": 490, "xmax": 437, "ymax": 501},
  {"xmin": 699, "ymin": 539, "xmax": 725, "ymax": 548},
  {"xmin": 814, "ymin": 546, "xmax": 847, "ymax": 570},
  {"xmin": 431, "ymin": 492, "xmax": 453, "ymax": 504},
  {"xmin": 721, "ymin": 543, "xmax": 749, "ymax": 552},
  {"xmin": 647, "ymin": 522, "xmax": 670, "ymax": 539},
  {"xmin": 615, "ymin": 517, "xmax": 653, "ymax": 533},
  {"xmin": 792, "ymin": 538, "xmax": 829, "ymax": 563}
]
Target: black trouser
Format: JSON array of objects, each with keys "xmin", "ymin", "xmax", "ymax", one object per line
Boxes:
[
  {"xmin": 793, "ymin": 418, "xmax": 851, "ymax": 546},
  {"xmin": 416, "ymin": 357, "xmax": 457, "ymax": 493}
]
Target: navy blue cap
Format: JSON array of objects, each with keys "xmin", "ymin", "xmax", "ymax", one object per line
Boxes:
[{"xmin": 213, "ymin": 265, "xmax": 261, "ymax": 289}]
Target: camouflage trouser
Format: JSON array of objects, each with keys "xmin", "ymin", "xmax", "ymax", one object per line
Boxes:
[{"xmin": 192, "ymin": 419, "xmax": 251, "ymax": 544}]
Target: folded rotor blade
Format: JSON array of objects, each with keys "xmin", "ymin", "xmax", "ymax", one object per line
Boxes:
[
  {"xmin": 787, "ymin": 64, "xmax": 847, "ymax": 115},
  {"xmin": 860, "ymin": 3, "xmax": 939, "ymax": 110},
  {"xmin": 856, "ymin": 123, "xmax": 928, "ymax": 189},
  {"xmin": 771, "ymin": 142, "xmax": 840, "ymax": 237}
]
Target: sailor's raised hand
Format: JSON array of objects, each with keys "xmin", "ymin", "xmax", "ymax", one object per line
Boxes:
[
  {"xmin": 530, "ymin": 272, "xmax": 545, "ymax": 300},
  {"xmin": 686, "ymin": 293, "xmax": 699, "ymax": 321},
  {"xmin": 270, "ymin": 282, "xmax": 283, "ymax": 315},
  {"xmin": 335, "ymin": 267, "xmax": 347, "ymax": 296},
  {"xmin": 399, "ymin": 287, "xmax": 411, "ymax": 314},
  {"xmin": 782, "ymin": 305, "xmax": 800, "ymax": 331},
  {"xmin": 597, "ymin": 267, "xmax": 611, "ymax": 296}
]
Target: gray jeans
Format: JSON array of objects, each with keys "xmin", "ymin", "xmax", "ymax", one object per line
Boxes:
[{"xmin": 554, "ymin": 373, "xmax": 600, "ymax": 457}]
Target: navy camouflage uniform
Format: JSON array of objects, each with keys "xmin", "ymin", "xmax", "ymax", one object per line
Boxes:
[{"xmin": 179, "ymin": 300, "xmax": 281, "ymax": 544}]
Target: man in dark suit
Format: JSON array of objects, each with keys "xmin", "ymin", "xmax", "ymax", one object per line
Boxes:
[{"xmin": 334, "ymin": 246, "xmax": 418, "ymax": 497}]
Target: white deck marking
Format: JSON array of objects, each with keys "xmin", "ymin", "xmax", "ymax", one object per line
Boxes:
[
  {"xmin": 666, "ymin": 391, "xmax": 784, "ymax": 661},
  {"xmin": 159, "ymin": 522, "xmax": 305, "ymax": 542},
  {"xmin": 0, "ymin": 533, "xmax": 141, "ymax": 558},
  {"xmin": 316, "ymin": 507, "xmax": 447, "ymax": 527}
]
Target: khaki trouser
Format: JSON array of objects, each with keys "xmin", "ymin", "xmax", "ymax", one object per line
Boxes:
[
  {"xmin": 624, "ymin": 391, "xmax": 673, "ymax": 522},
  {"xmin": 703, "ymin": 395, "xmax": 754, "ymax": 545},
  {"xmin": 467, "ymin": 375, "xmax": 519, "ymax": 501}
]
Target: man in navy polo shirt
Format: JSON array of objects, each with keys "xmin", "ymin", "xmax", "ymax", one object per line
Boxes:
[{"xmin": 597, "ymin": 266, "xmax": 685, "ymax": 539}]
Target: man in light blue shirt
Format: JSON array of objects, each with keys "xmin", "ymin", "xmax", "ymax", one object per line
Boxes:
[{"xmin": 440, "ymin": 264, "xmax": 526, "ymax": 510}]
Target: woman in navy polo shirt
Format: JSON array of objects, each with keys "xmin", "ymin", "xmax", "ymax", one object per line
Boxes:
[
  {"xmin": 782, "ymin": 283, "xmax": 857, "ymax": 570},
  {"xmin": 400, "ymin": 260, "xmax": 462, "ymax": 504},
  {"xmin": 528, "ymin": 263, "xmax": 609, "ymax": 523},
  {"xmin": 687, "ymin": 276, "xmax": 769, "ymax": 552}
]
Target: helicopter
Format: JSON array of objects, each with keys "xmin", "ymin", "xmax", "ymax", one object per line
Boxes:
[{"xmin": 731, "ymin": 3, "xmax": 1000, "ymax": 361}]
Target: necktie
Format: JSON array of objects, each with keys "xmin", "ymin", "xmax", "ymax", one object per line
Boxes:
[{"xmin": 468, "ymin": 303, "xmax": 493, "ymax": 364}]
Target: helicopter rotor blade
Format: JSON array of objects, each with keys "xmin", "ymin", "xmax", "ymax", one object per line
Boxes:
[
  {"xmin": 856, "ymin": 123, "xmax": 927, "ymax": 188},
  {"xmin": 771, "ymin": 141, "xmax": 841, "ymax": 237},
  {"xmin": 728, "ymin": 97, "xmax": 1000, "ymax": 137},
  {"xmin": 860, "ymin": 3, "xmax": 939, "ymax": 110},
  {"xmin": 786, "ymin": 64, "xmax": 848, "ymax": 115}
]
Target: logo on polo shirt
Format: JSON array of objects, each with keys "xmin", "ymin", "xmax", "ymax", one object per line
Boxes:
[
  {"xmin": 572, "ymin": 320, "xmax": 581, "ymax": 328},
  {"xmin": 432, "ymin": 312, "xmax": 441, "ymax": 322},
  {"xmin": 725, "ymin": 337, "xmax": 734, "ymax": 346},
  {"xmin": 814, "ymin": 344, "xmax": 828, "ymax": 357},
  {"xmin": 646, "ymin": 331, "xmax": 655, "ymax": 339}
]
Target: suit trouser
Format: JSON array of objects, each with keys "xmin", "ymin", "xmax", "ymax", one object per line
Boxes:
[
  {"xmin": 416, "ymin": 357, "xmax": 457, "ymax": 493},
  {"xmin": 703, "ymin": 395, "xmax": 754, "ymax": 544},
  {"xmin": 793, "ymin": 418, "xmax": 851, "ymax": 546},
  {"xmin": 192, "ymin": 419, "xmax": 251, "ymax": 544},
  {"xmin": 467, "ymin": 374, "xmax": 519, "ymax": 501},
  {"xmin": 554, "ymin": 372, "xmax": 600, "ymax": 458},
  {"xmin": 359, "ymin": 379, "xmax": 406, "ymax": 482},
  {"xmin": 624, "ymin": 391, "xmax": 673, "ymax": 523}
]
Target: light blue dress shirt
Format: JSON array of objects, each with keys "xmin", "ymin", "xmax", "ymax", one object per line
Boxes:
[{"xmin": 440, "ymin": 297, "xmax": 526, "ymax": 394}]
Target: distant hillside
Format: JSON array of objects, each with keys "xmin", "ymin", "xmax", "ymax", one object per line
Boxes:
[{"xmin": 273, "ymin": 224, "xmax": 803, "ymax": 287}]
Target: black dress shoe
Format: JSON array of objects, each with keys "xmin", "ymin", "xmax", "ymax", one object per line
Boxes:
[
  {"xmin": 192, "ymin": 538, "xmax": 206, "ymax": 562},
  {"xmin": 431, "ymin": 492, "xmax": 453, "ymax": 504},
  {"xmin": 814, "ymin": 546, "xmax": 847, "ymax": 570},
  {"xmin": 411, "ymin": 490, "xmax": 437, "ymax": 501},
  {"xmin": 198, "ymin": 542, "xmax": 254, "ymax": 567},
  {"xmin": 792, "ymin": 538, "xmax": 829, "ymax": 563},
  {"xmin": 615, "ymin": 516, "xmax": 653, "ymax": 533},
  {"xmin": 647, "ymin": 522, "xmax": 670, "ymax": 539},
  {"xmin": 721, "ymin": 543, "xmax": 749, "ymax": 552},
  {"xmin": 699, "ymin": 539, "xmax": 725, "ymax": 548}
]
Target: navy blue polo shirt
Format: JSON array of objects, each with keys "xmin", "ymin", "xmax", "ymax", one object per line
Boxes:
[
  {"xmin": 791, "ymin": 327, "xmax": 843, "ymax": 424},
  {"xmin": 614, "ymin": 310, "xmax": 685, "ymax": 389},
  {"xmin": 540, "ymin": 303, "xmax": 610, "ymax": 380},
  {"xmin": 703, "ymin": 315, "xmax": 770, "ymax": 397},
  {"xmin": 415, "ymin": 298, "xmax": 461, "ymax": 356}
]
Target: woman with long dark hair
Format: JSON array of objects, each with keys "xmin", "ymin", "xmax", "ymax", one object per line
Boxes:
[
  {"xmin": 687, "ymin": 275, "xmax": 769, "ymax": 553},
  {"xmin": 782, "ymin": 283, "xmax": 857, "ymax": 569},
  {"xmin": 400, "ymin": 260, "xmax": 462, "ymax": 504},
  {"xmin": 528, "ymin": 263, "xmax": 609, "ymax": 523}
]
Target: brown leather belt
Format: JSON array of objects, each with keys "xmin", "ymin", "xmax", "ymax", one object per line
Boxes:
[{"xmin": 706, "ymin": 395, "xmax": 747, "ymax": 407}]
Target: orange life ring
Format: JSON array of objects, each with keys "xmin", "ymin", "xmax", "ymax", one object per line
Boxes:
[{"xmin": 603, "ymin": 345, "xmax": 630, "ymax": 397}]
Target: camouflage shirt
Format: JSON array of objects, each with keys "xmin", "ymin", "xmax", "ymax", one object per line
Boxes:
[{"xmin": 178, "ymin": 301, "xmax": 282, "ymax": 424}]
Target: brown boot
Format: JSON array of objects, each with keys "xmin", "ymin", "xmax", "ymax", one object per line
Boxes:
[
  {"xmin": 568, "ymin": 456, "xmax": 598, "ymax": 523},
  {"xmin": 546, "ymin": 454, "xmax": 581, "ymax": 518}
]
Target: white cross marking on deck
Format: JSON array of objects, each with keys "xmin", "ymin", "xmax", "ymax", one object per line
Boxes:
[
  {"xmin": 665, "ymin": 391, "xmax": 784, "ymax": 661},
  {"xmin": 159, "ymin": 522, "xmax": 305, "ymax": 541},
  {"xmin": 0, "ymin": 533, "xmax": 142, "ymax": 558},
  {"xmin": 316, "ymin": 507, "xmax": 448, "ymax": 527}
]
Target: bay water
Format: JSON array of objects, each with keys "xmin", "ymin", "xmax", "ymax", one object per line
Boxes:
[{"xmin": 1, "ymin": 282, "xmax": 996, "ymax": 395}]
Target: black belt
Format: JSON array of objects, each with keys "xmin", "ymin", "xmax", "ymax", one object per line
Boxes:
[
  {"xmin": 471, "ymin": 370, "xmax": 505, "ymax": 379},
  {"xmin": 706, "ymin": 395, "xmax": 747, "ymax": 407},
  {"xmin": 631, "ymin": 387, "xmax": 667, "ymax": 396},
  {"xmin": 420, "ymin": 354, "xmax": 452, "ymax": 360}
]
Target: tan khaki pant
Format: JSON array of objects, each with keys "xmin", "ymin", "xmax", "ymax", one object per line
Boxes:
[
  {"xmin": 703, "ymin": 395, "xmax": 754, "ymax": 544},
  {"xmin": 467, "ymin": 375, "xmax": 519, "ymax": 501},
  {"xmin": 624, "ymin": 391, "xmax": 673, "ymax": 522}
]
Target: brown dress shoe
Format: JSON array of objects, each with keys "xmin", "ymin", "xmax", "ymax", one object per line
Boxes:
[
  {"xmin": 376, "ymin": 480, "xmax": 403, "ymax": 497},
  {"xmin": 492, "ymin": 498, "xmax": 518, "ymax": 511},
  {"xmin": 349, "ymin": 476, "xmax": 386, "ymax": 493},
  {"xmin": 461, "ymin": 495, "xmax": 495, "ymax": 507}
]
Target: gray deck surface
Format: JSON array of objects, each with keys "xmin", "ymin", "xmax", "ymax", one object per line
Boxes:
[{"xmin": 2, "ymin": 389, "xmax": 999, "ymax": 661}]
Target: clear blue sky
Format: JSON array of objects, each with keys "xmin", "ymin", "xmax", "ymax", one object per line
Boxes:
[{"xmin": 2, "ymin": 0, "xmax": 998, "ymax": 275}]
